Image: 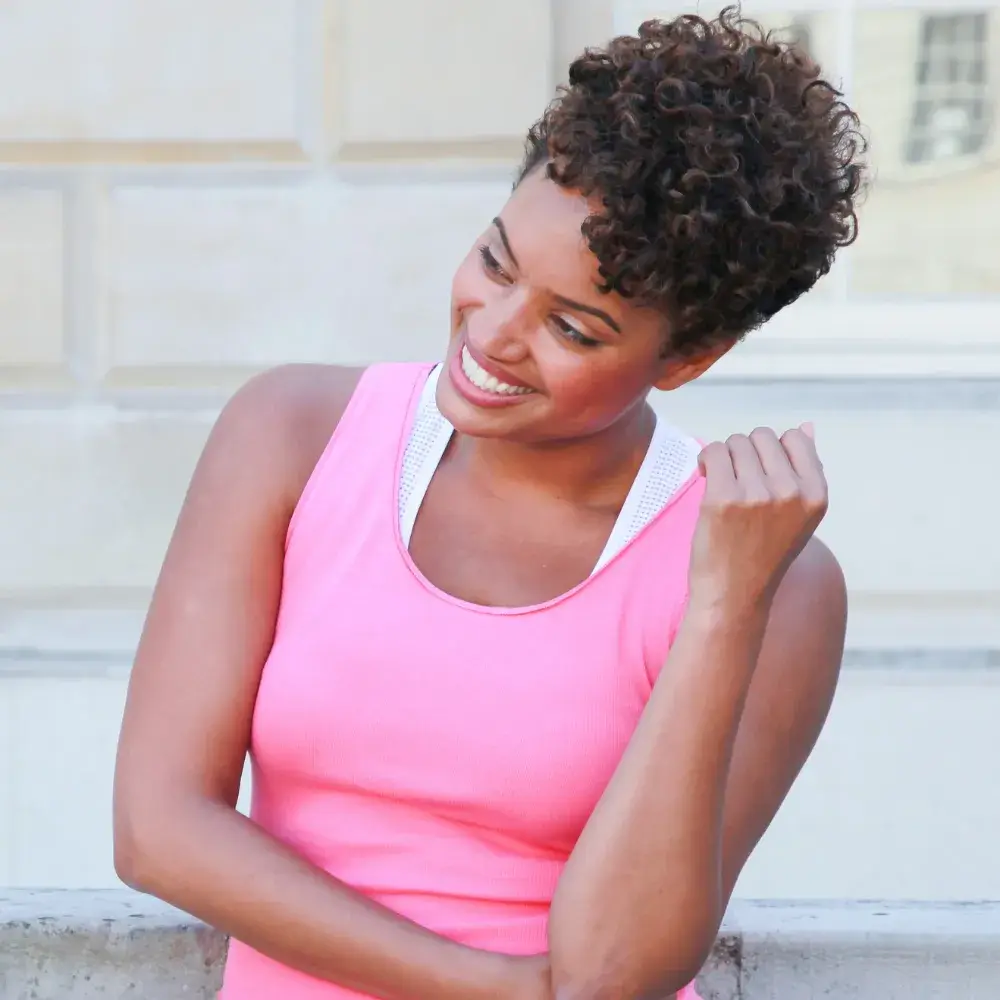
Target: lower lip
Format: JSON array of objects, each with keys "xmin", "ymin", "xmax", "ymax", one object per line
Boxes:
[{"xmin": 447, "ymin": 349, "xmax": 534, "ymax": 410}]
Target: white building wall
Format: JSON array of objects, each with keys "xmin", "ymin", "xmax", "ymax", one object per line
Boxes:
[{"xmin": 1, "ymin": 0, "xmax": 999, "ymax": 898}]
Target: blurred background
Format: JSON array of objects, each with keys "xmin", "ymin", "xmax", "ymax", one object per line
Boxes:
[{"xmin": 0, "ymin": 0, "xmax": 997, "ymax": 906}]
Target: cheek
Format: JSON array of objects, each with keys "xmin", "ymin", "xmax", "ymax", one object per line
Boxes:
[{"xmin": 539, "ymin": 345, "xmax": 652, "ymax": 419}]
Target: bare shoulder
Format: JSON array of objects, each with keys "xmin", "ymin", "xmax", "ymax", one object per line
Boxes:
[
  {"xmin": 767, "ymin": 537, "xmax": 848, "ymax": 666},
  {"xmin": 115, "ymin": 363, "xmax": 366, "ymax": 847},
  {"xmin": 751, "ymin": 536, "xmax": 848, "ymax": 719},
  {"xmin": 207, "ymin": 363, "xmax": 365, "ymax": 514}
]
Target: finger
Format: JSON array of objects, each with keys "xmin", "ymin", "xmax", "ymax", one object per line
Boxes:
[
  {"xmin": 726, "ymin": 433, "xmax": 768, "ymax": 494},
  {"xmin": 780, "ymin": 427, "xmax": 824, "ymax": 484},
  {"xmin": 698, "ymin": 441, "xmax": 737, "ymax": 496},
  {"xmin": 800, "ymin": 421, "xmax": 815, "ymax": 442},
  {"xmin": 749, "ymin": 426, "xmax": 799, "ymax": 494}
]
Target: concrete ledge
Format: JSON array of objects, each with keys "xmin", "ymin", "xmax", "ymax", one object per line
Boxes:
[
  {"xmin": 0, "ymin": 889, "xmax": 226, "ymax": 999},
  {"xmin": 3, "ymin": 891, "xmax": 1000, "ymax": 999}
]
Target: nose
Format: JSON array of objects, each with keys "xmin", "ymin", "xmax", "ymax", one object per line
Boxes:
[{"xmin": 467, "ymin": 289, "xmax": 532, "ymax": 364}]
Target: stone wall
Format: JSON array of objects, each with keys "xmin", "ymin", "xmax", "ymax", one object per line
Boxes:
[
  {"xmin": 1, "ymin": 1, "xmax": 998, "ymax": 895},
  {"xmin": 5, "ymin": 891, "xmax": 1000, "ymax": 1000}
]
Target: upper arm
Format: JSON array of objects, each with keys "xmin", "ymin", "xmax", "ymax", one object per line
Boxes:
[
  {"xmin": 719, "ymin": 537, "xmax": 848, "ymax": 902},
  {"xmin": 113, "ymin": 365, "xmax": 360, "ymax": 850}
]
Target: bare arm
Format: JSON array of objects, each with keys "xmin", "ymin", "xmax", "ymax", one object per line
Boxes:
[
  {"xmin": 113, "ymin": 366, "xmax": 546, "ymax": 1000},
  {"xmin": 546, "ymin": 428, "xmax": 846, "ymax": 1000}
]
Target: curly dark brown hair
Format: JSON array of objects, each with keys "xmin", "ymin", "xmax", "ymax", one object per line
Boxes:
[{"xmin": 517, "ymin": 5, "xmax": 866, "ymax": 355}]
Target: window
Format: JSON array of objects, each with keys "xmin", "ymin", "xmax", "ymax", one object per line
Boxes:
[
  {"xmin": 611, "ymin": 1, "xmax": 1000, "ymax": 377},
  {"xmin": 906, "ymin": 13, "xmax": 992, "ymax": 164}
]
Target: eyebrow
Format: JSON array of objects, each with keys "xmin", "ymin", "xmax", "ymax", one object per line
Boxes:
[{"xmin": 492, "ymin": 217, "xmax": 622, "ymax": 335}]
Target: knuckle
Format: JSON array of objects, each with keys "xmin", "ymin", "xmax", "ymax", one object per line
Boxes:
[
  {"xmin": 740, "ymin": 484, "xmax": 773, "ymax": 508},
  {"xmin": 771, "ymin": 482, "xmax": 801, "ymax": 503},
  {"xmin": 750, "ymin": 425, "xmax": 778, "ymax": 443},
  {"xmin": 704, "ymin": 487, "xmax": 740, "ymax": 512},
  {"xmin": 805, "ymin": 487, "xmax": 830, "ymax": 511}
]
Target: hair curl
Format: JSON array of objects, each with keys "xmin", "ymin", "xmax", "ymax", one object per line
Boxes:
[{"xmin": 517, "ymin": 5, "xmax": 867, "ymax": 354}]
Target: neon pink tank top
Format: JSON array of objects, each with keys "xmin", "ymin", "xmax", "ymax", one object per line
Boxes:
[{"xmin": 221, "ymin": 363, "xmax": 705, "ymax": 999}]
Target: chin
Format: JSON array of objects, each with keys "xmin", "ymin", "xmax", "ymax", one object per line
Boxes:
[{"xmin": 435, "ymin": 383, "xmax": 525, "ymax": 440}]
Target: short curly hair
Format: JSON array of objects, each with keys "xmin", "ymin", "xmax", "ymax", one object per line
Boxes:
[{"xmin": 517, "ymin": 5, "xmax": 866, "ymax": 355}]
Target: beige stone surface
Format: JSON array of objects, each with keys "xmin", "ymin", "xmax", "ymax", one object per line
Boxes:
[
  {"xmin": 735, "ymin": 665, "xmax": 1000, "ymax": 901},
  {"xmin": 0, "ymin": 0, "xmax": 997, "ymax": 898},
  {"xmin": 0, "ymin": 411, "xmax": 211, "ymax": 593},
  {"xmin": 853, "ymin": 167, "xmax": 1000, "ymax": 297},
  {"xmin": 106, "ymin": 181, "xmax": 508, "ymax": 376},
  {"xmin": 0, "ymin": 0, "xmax": 300, "ymax": 143},
  {"xmin": 338, "ymin": 0, "xmax": 552, "ymax": 147},
  {"xmin": 0, "ymin": 190, "xmax": 64, "ymax": 369},
  {"xmin": 2, "ymin": 676, "xmax": 128, "ymax": 888}
]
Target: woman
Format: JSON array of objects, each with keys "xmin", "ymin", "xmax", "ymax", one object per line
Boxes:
[{"xmin": 113, "ymin": 9, "xmax": 864, "ymax": 1000}]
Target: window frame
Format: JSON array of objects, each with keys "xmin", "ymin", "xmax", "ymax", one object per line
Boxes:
[{"xmin": 905, "ymin": 11, "xmax": 992, "ymax": 168}]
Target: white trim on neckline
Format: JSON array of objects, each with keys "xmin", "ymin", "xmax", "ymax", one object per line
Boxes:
[{"xmin": 398, "ymin": 364, "xmax": 700, "ymax": 575}]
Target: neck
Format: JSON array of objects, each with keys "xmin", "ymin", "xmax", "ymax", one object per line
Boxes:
[{"xmin": 453, "ymin": 401, "xmax": 657, "ymax": 510}]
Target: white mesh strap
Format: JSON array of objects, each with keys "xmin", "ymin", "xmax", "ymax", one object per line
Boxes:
[
  {"xmin": 590, "ymin": 416, "xmax": 700, "ymax": 574},
  {"xmin": 399, "ymin": 365, "xmax": 452, "ymax": 547},
  {"xmin": 398, "ymin": 367, "xmax": 701, "ymax": 571}
]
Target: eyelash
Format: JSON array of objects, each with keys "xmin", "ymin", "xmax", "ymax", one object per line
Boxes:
[{"xmin": 476, "ymin": 245, "xmax": 601, "ymax": 349}]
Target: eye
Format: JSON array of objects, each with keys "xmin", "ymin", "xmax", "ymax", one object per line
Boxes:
[
  {"xmin": 477, "ymin": 245, "xmax": 511, "ymax": 283},
  {"xmin": 553, "ymin": 315, "xmax": 601, "ymax": 348}
]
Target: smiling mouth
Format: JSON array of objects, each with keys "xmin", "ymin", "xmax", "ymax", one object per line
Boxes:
[{"xmin": 460, "ymin": 346, "xmax": 534, "ymax": 396}]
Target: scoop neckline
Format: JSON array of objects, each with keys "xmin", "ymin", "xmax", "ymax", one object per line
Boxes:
[{"xmin": 389, "ymin": 363, "xmax": 698, "ymax": 617}]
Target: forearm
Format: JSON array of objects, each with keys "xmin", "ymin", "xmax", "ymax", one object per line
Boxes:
[
  {"xmin": 118, "ymin": 799, "xmax": 543, "ymax": 1000},
  {"xmin": 549, "ymin": 603, "xmax": 768, "ymax": 999}
]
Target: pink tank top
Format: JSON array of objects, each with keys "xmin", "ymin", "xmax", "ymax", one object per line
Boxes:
[{"xmin": 221, "ymin": 363, "xmax": 705, "ymax": 999}]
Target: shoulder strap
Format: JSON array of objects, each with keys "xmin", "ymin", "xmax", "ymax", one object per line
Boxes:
[
  {"xmin": 399, "ymin": 365, "xmax": 452, "ymax": 547},
  {"xmin": 591, "ymin": 416, "xmax": 701, "ymax": 574}
]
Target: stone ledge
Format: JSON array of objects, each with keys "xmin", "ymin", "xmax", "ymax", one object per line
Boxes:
[{"xmin": 3, "ymin": 891, "xmax": 1000, "ymax": 999}]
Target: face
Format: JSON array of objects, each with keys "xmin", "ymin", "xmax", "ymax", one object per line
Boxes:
[{"xmin": 437, "ymin": 168, "xmax": 722, "ymax": 444}]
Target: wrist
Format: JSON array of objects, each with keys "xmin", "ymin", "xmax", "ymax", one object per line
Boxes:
[{"xmin": 683, "ymin": 587, "xmax": 772, "ymax": 637}]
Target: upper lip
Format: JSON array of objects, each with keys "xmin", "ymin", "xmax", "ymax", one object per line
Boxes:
[{"xmin": 461, "ymin": 338, "xmax": 534, "ymax": 390}]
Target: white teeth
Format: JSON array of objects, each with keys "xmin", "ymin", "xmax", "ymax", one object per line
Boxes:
[{"xmin": 460, "ymin": 346, "xmax": 531, "ymax": 396}]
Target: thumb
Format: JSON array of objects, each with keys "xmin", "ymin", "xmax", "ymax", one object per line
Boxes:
[{"xmin": 800, "ymin": 421, "xmax": 815, "ymax": 442}]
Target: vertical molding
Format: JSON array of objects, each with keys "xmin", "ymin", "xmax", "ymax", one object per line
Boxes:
[
  {"xmin": 64, "ymin": 168, "xmax": 109, "ymax": 398},
  {"xmin": 295, "ymin": 0, "xmax": 332, "ymax": 168}
]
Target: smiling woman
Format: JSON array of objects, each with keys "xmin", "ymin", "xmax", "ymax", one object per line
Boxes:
[{"xmin": 113, "ymin": 7, "xmax": 864, "ymax": 1000}]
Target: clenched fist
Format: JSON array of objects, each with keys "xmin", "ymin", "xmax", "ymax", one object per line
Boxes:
[{"xmin": 689, "ymin": 424, "xmax": 828, "ymax": 618}]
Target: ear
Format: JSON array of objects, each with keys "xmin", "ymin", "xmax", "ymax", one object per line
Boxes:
[{"xmin": 653, "ymin": 337, "xmax": 739, "ymax": 391}]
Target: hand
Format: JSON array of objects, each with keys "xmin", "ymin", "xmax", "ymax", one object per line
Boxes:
[{"xmin": 688, "ymin": 424, "xmax": 828, "ymax": 618}]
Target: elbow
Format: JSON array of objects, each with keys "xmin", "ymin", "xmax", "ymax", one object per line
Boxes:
[
  {"xmin": 113, "ymin": 790, "xmax": 190, "ymax": 894},
  {"xmin": 113, "ymin": 806, "xmax": 157, "ymax": 892},
  {"xmin": 551, "ymin": 925, "xmax": 715, "ymax": 1000}
]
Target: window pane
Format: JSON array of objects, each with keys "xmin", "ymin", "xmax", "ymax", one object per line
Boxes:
[{"xmin": 850, "ymin": 8, "xmax": 1000, "ymax": 297}]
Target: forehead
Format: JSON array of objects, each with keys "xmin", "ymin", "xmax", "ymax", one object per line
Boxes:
[
  {"xmin": 498, "ymin": 170, "xmax": 670, "ymax": 341},
  {"xmin": 498, "ymin": 170, "xmax": 599, "ymax": 279}
]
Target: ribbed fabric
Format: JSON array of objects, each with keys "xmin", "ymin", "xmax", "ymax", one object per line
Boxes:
[{"xmin": 220, "ymin": 363, "xmax": 705, "ymax": 1000}]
